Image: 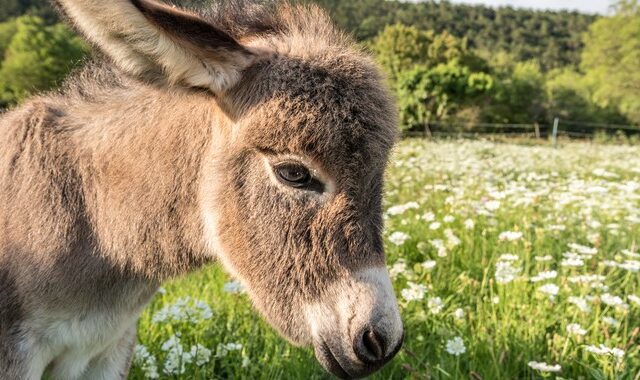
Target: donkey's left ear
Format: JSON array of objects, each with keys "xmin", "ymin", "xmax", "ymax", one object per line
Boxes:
[{"xmin": 55, "ymin": 0, "xmax": 257, "ymax": 93}]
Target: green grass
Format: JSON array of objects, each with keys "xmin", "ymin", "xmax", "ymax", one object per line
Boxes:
[{"xmin": 130, "ymin": 139, "xmax": 640, "ymax": 379}]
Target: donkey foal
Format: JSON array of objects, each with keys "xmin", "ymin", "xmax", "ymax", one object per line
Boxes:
[{"xmin": 0, "ymin": 0, "xmax": 403, "ymax": 378}]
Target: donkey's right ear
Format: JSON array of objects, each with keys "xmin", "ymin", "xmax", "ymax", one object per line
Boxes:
[{"xmin": 54, "ymin": 0, "xmax": 258, "ymax": 94}]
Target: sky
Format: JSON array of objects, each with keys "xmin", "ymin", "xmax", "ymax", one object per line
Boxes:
[{"xmin": 448, "ymin": 0, "xmax": 612, "ymax": 14}]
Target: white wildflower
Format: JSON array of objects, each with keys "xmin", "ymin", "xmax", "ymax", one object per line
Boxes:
[
  {"xmin": 444, "ymin": 229, "xmax": 461, "ymax": 247},
  {"xmin": 585, "ymin": 344, "xmax": 624, "ymax": 360},
  {"xmin": 152, "ymin": 297, "xmax": 213, "ymax": 324},
  {"xmin": 566, "ymin": 323, "xmax": 587, "ymax": 336},
  {"xmin": 530, "ymin": 270, "xmax": 557, "ymax": 283},
  {"xmin": 430, "ymin": 239, "xmax": 448, "ymax": 257},
  {"xmin": 421, "ymin": 212, "xmax": 435, "ymax": 222},
  {"xmin": 495, "ymin": 261, "xmax": 521, "ymax": 284},
  {"xmin": 568, "ymin": 274, "xmax": 605, "ymax": 285},
  {"xmin": 429, "ymin": 222, "xmax": 441, "ymax": 230},
  {"xmin": 618, "ymin": 260, "xmax": 640, "ymax": 272},
  {"xmin": 189, "ymin": 344, "xmax": 212, "ymax": 366},
  {"xmin": 162, "ymin": 336, "xmax": 190, "ymax": 375},
  {"xmin": 534, "ymin": 255, "xmax": 553, "ymax": 262},
  {"xmin": 445, "ymin": 336, "xmax": 466, "ymax": 356},
  {"xmin": 453, "ymin": 308, "xmax": 465, "ymax": 319},
  {"xmin": 485, "ymin": 200, "xmax": 501, "ymax": 211},
  {"xmin": 421, "ymin": 260, "xmax": 437, "ymax": 270},
  {"xmin": 400, "ymin": 282, "xmax": 427, "ymax": 302},
  {"xmin": 389, "ymin": 260, "xmax": 407, "ymax": 278},
  {"xmin": 388, "ymin": 231, "xmax": 410, "ymax": 246},
  {"xmin": 621, "ymin": 249, "xmax": 640, "ymax": 258},
  {"xmin": 134, "ymin": 345, "xmax": 159, "ymax": 379},
  {"xmin": 215, "ymin": 342, "xmax": 243, "ymax": 358},
  {"xmin": 499, "ymin": 231, "xmax": 523, "ymax": 242},
  {"xmin": 600, "ymin": 293, "xmax": 628, "ymax": 309},
  {"xmin": 428, "ymin": 297, "xmax": 445, "ymax": 314},
  {"xmin": 223, "ymin": 280, "xmax": 244, "ymax": 294},
  {"xmin": 568, "ymin": 296, "xmax": 591, "ymax": 313},
  {"xmin": 538, "ymin": 284, "xmax": 559, "ymax": 297},
  {"xmin": 628, "ymin": 294, "xmax": 640, "ymax": 306},
  {"xmin": 602, "ymin": 317, "xmax": 620, "ymax": 328},
  {"xmin": 528, "ymin": 361, "xmax": 561, "ymax": 373},
  {"xmin": 568, "ymin": 243, "xmax": 597, "ymax": 255},
  {"xmin": 561, "ymin": 257, "xmax": 584, "ymax": 267},
  {"xmin": 464, "ymin": 218, "xmax": 475, "ymax": 230},
  {"xmin": 387, "ymin": 202, "xmax": 419, "ymax": 216},
  {"xmin": 498, "ymin": 253, "xmax": 519, "ymax": 261}
]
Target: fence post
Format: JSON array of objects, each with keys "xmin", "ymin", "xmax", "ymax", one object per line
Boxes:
[
  {"xmin": 551, "ymin": 117, "xmax": 559, "ymax": 147},
  {"xmin": 534, "ymin": 122, "xmax": 540, "ymax": 139},
  {"xmin": 424, "ymin": 122, "xmax": 432, "ymax": 138}
]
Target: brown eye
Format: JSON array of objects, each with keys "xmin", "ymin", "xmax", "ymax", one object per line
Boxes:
[{"xmin": 274, "ymin": 162, "xmax": 312, "ymax": 188}]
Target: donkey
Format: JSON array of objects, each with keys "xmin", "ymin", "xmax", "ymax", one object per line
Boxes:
[{"xmin": 0, "ymin": 0, "xmax": 403, "ymax": 378}]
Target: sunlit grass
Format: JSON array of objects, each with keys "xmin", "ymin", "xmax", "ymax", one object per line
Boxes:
[{"xmin": 130, "ymin": 139, "xmax": 640, "ymax": 379}]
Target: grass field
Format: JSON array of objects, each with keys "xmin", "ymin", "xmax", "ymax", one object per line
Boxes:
[{"xmin": 130, "ymin": 139, "xmax": 640, "ymax": 379}]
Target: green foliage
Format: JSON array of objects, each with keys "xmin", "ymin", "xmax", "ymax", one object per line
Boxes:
[
  {"xmin": 1, "ymin": 0, "xmax": 638, "ymax": 134},
  {"xmin": 483, "ymin": 61, "xmax": 546, "ymax": 124},
  {"xmin": 0, "ymin": 0, "xmax": 58, "ymax": 24},
  {"xmin": 130, "ymin": 139, "xmax": 640, "ymax": 379},
  {"xmin": 368, "ymin": 24, "xmax": 433, "ymax": 82},
  {"xmin": 581, "ymin": 0, "xmax": 640, "ymax": 124},
  {"xmin": 396, "ymin": 62, "xmax": 492, "ymax": 130},
  {"xmin": 545, "ymin": 69, "xmax": 628, "ymax": 124},
  {"xmin": 0, "ymin": 16, "xmax": 88, "ymax": 107},
  {"xmin": 316, "ymin": 0, "xmax": 596, "ymax": 69},
  {"xmin": 0, "ymin": 17, "xmax": 18, "ymax": 62}
]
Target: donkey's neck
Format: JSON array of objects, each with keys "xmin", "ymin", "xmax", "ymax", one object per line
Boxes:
[{"xmin": 67, "ymin": 80, "xmax": 218, "ymax": 280}]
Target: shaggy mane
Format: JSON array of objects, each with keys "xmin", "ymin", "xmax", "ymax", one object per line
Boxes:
[{"xmin": 189, "ymin": 0, "xmax": 350, "ymax": 47}]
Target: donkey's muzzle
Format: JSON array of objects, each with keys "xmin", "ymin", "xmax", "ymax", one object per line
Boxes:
[
  {"xmin": 307, "ymin": 267, "xmax": 404, "ymax": 378},
  {"xmin": 313, "ymin": 325, "xmax": 404, "ymax": 379}
]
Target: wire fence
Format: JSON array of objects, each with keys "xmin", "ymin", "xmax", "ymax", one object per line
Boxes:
[{"xmin": 404, "ymin": 118, "xmax": 640, "ymax": 145}]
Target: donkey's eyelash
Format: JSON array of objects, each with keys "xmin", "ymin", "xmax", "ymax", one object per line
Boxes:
[{"xmin": 255, "ymin": 146, "xmax": 281, "ymax": 156}]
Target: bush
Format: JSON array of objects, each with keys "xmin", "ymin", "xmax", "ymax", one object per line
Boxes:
[{"xmin": 0, "ymin": 16, "xmax": 88, "ymax": 107}]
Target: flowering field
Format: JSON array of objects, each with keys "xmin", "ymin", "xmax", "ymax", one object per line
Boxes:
[{"xmin": 131, "ymin": 139, "xmax": 640, "ymax": 379}]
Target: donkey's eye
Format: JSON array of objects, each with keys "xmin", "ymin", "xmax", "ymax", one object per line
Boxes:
[{"xmin": 274, "ymin": 162, "xmax": 313, "ymax": 188}]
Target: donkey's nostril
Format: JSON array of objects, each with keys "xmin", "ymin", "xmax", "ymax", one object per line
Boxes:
[
  {"xmin": 363, "ymin": 329, "xmax": 385, "ymax": 360},
  {"xmin": 354, "ymin": 328, "xmax": 386, "ymax": 364}
]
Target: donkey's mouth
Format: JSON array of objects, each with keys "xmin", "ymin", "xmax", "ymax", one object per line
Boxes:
[{"xmin": 315, "ymin": 340, "xmax": 352, "ymax": 379}]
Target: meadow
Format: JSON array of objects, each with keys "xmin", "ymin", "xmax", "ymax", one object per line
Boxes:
[{"xmin": 130, "ymin": 139, "xmax": 640, "ymax": 380}]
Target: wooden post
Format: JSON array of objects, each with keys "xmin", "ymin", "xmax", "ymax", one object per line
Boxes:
[
  {"xmin": 552, "ymin": 117, "xmax": 559, "ymax": 147},
  {"xmin": 424, "ymin": 122, "xmax": 432, "ymax": 138},
  {"xmin": 534, "ymin": 122, "xmax": 540, "ymax": 139}
]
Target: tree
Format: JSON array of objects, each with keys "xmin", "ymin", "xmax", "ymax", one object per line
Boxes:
[
  {"xmin": 0, "ymin": 0, "xmax": 58, "ymax": 24},
  {"xmin": 368, "ymin": 24, "xmax": 433, "ymax": 83},
  {"xmin": 581, "ymin": 0, "xmax": 640, "ymax": 124},
  {"xmin": 0, "ymin": 18, "xmax": 18, "ymax": 62},
  {"xmin": 0, "ymin": 16, "xmax": 88, "ymax": 107},
  {"xmin": 545, "ymin": 68, "xmax": 628, "ymax": 124},
  {"xmin": 369, "ymin": 25, "xmax": 488, "ymax": 84},
  {"xmin": 483, "ymin": 61, "xmax": 546, "ymax": 123},
  {"xmin": 396, "ymin": 61, "xmax": 492, "ymax": 130}
]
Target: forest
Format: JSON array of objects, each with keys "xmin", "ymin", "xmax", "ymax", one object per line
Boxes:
[{"xmin": 0, "ymin": 0, "xmax": 639, "ymax": 133}]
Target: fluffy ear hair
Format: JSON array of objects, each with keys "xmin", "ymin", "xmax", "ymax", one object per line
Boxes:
[{"xmin": 54, "ymin": 0, "xmax": 257, "ymax": 93}]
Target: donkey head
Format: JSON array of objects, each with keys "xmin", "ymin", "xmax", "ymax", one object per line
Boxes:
[{"xmin": 56, "ymin": 0, "xmax": 403, "ymax": 377}]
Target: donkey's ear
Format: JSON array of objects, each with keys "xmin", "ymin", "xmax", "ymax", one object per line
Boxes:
[{"xmin": 54, "ymin": 0, "xmax": 256, "ymax": 93}]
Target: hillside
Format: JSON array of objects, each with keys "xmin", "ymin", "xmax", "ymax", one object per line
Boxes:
[
  {"xmin": 312, "ymin": 0, "xmax": 597, "ymax": 69},
  {"xmin": 0, "ymin": 0, "xmax": 598, "ymax": 70}
]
